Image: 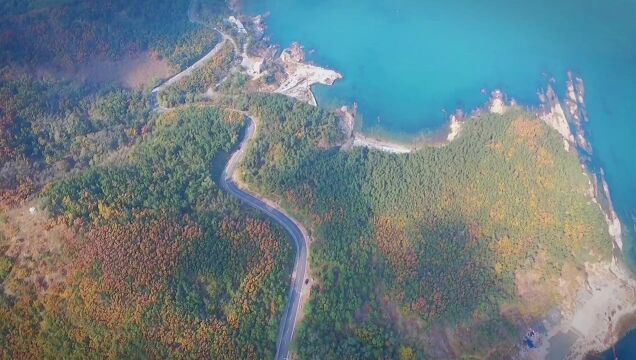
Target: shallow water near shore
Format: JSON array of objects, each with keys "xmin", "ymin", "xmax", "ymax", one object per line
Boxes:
[
  {"xmin": 599, "ymin": 328, "xmax": 636, "ymax": 359},
  {"xmin": 243, "ymin": 0, "xmax": 636, "ymax": 353}
]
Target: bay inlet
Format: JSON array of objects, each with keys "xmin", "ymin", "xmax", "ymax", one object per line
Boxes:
[{"xmin": 242, "ymin": 0, "xmax": 636, "ymax": 355}]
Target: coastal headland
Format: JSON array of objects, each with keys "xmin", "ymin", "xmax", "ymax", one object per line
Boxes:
[
  {"xmin": 155, "ymin": 10, "xmax": 636, "ymax": 359},
  {"xmin": 3, "ymin": 0, "xmax": 635, "ymax": 359}
]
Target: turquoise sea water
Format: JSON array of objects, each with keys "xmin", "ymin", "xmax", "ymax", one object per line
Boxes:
[
  {"xmin": 242, "ymin": 0, "xmax": 636, "ymax": 353},
  {"xmin": 600, "ymin": 328, "xmax": 636, "ymax": 359}
]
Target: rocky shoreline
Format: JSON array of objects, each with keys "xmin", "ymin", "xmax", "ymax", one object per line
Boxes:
[
  {"xmin": 203, "ymin": 14, "xmax": 343, "ymax": 108},
  {"xmin": 223, "ymin": 11, "xmax": 635, "ymax": 359},
  {"xmin": 339, "ymin": 77, "xmax": 636, "ymax": 359},
  {"xmin": 483, "ymin": 74, "xmax": 636, "ymax": 360}
]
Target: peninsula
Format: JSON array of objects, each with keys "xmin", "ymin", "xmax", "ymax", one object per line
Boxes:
[{"xmin": 0, "ymin": 1, "xmax": 634, "ymax": 360}]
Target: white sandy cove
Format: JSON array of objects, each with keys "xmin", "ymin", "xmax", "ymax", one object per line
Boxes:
[
  {"xmin": 348, "ymin": 91, "xmax": 502, "ymax": 153},
  {"xmin": 348, "ymin": 113, "xmax": 464, "ymax": 154},
  {"xmin": 352, "ymin": 134, "xmax": 413, "ymax": 154},
  {"xmin": 348, "ymin": 88, "xmax": 572, "ymax": 155}
]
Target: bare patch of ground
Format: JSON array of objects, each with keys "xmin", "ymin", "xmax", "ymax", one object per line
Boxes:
[
  {"xmin": 1, "ymin": 201, "xmax": 74, "ymax": 295},
  {"xmin": 525, "ymin": 261, "xmax": 636, "ymax": 359},
  {"xmin": 75, "ymin": 51, "xmax": 174, "ymax": 89},
  {"xmin": 515, "ymin": 268, "xmax": 561, "ymax": 320},
  {"xmin": 294, "ymin": 275, "xmax": 312, "ymax": 333},
  {"xmin": 274, "ymin": 43, "xmax": 342, "ymax": 106}
]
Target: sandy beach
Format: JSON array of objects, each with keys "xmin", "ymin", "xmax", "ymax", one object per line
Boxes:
[{"xmin": 351, "ymin": 134, "xmax": 414, "ymax": 153}]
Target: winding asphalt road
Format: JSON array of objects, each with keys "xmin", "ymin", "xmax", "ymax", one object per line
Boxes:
[
  {"xmin": 150, "ymin": 33, "xmax": 229, "ymax": 112},
  {"xmin": 150, "ymin": 10, "xmax": 309, "ymax": 355},
  {"xmin": 220, "ymin": 118, "xmax": 310, "ymax": 360}
]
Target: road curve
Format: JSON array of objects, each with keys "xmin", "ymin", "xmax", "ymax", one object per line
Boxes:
[
  {"xmin": 220, "ymin": 118, "xmax": 310, "ymax": 360},
  {"xmin": 150, "ymin": 33, "xmax": 229, "ymax": 111},
  {"xmin": 149, "ymin": 6, "xmax": 309, "ymax": 355}
]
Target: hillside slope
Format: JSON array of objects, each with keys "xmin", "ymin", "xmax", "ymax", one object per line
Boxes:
[{"xmin": 242, "ymin": 94, "xmax": 612, "ymax": 358}]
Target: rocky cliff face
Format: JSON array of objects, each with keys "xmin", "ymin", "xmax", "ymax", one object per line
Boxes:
[{"xmin": 523, "ymin": 73, "xmax": 635, "ymax": 360}]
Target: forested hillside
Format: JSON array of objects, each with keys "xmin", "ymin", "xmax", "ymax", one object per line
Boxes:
[
  {"xmin": 0, "ymin": 0, "xmax": 226, "ymax": 70},
  {"xmin": 0, "ymin": 1, "xmax": 297, "ymax": 357},
  {"xmin": 241, "ymin": 94, "xmax": 612, "ymax": 358},
  {"xmin": 0, "ymin": 70, "xmax": 156, "ymax": 202},
  {"xmin": 1, "ymin": 106, "xmax": 292, "ymax": 358},
  {"xmin": 0, "ymin": 0, "xmax": 618, "ymax": 357},
  {"xmin": 0, "ymin": 0, "xmax": 230, "ymax": 207},
  {"xmin": 158, "ymin": 42, "xmax": 238, "ymax": 107}
]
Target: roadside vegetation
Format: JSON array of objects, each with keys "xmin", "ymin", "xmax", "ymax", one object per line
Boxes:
[
  {"xmin": 0, "ymin": 72, "xmax": 154, "ymax": 205},
  {"xmin": 1, "ymin": 106, "xmax": 292, "ymax": 358},
  {"xmin": 1, "ymin": 1, "xmax": 294, "ymax": 358},
  {"xmin": 0, "ymin": 0, "xmax": 616, "ymax": 357},
  {"xmin": 241, "ymin": 94, "xmax": 611, "ymax": 358},
  {"xmin": 158, "ymin": 42, "xmax": 237, "ymax": 107}
]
